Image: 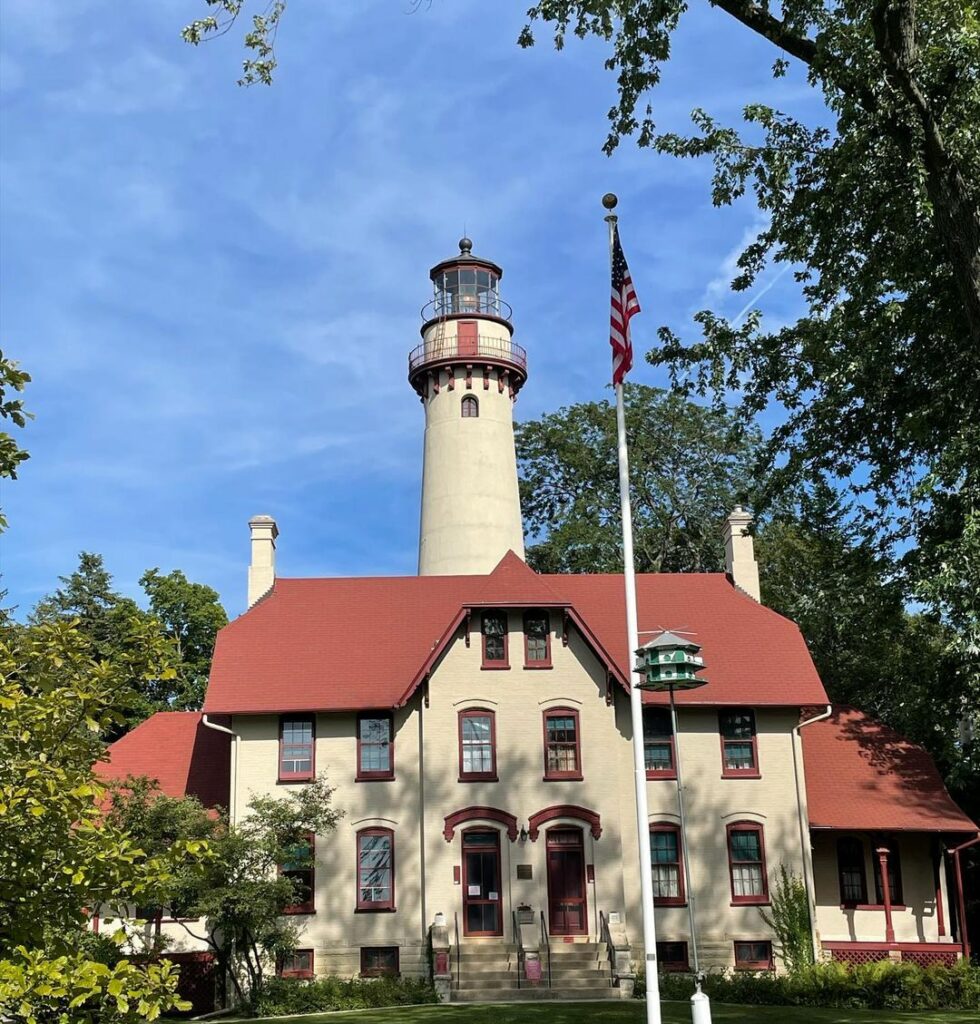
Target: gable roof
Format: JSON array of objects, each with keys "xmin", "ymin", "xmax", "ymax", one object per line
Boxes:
[
  {"xmin": 95, "ymin": 712, "xmax": 230, "ymax": 810},
  {"xmin": 204, "ymin": 553, "xmax": 827, "ymax": 714},
  {"xmin": 801, "ymin": 707, "xmax": 977, "ymax": 834}
]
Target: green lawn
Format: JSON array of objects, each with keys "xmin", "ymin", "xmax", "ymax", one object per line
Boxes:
[{"xmin": 178, "ymin": 1001, "xmax": 978, "ymax": 1024}]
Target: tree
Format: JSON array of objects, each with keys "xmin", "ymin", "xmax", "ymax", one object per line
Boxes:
[
  {"xmin": 111, "ymin": 777, "xmax": 341, "ymax": 1009},
  {"xmin": 140, "ymin": 569, "xmax": 228, "ymax": 710},
  {"xmin": 516, "ymin": 385, "xmax": 759, "ymax": 573},
  {"xmin": 516, "ymin": 1, "xmax": 979, "ymax": 665},
  {"xmin": 0, "ymin": 349, "xmax": 30, "ymax": 533},
  {"xmin": 31, "ymin": 554, "xmax": 228, "ymax": 722},
  {"xmin": 0, "ymin": 619, "xmax": 207, "ymax": 1023}
]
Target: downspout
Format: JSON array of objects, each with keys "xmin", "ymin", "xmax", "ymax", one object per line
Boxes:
[
  {"xmin": 418, "ymin": 691, "xmax": 427, "ymax": 950},
  {"xmin": 202, "ymin": 714, "xmax": 238, "ymax": 824},
  {"xmin": 793, "ymin": 704, "xmax": 833, "ymax": 960},
  {"xmin": 949, "ymin": 832, "xmax": 980, "ymax": 961}
]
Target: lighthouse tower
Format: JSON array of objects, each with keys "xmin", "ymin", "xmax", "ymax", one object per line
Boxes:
[{"xmin": 410, "ymin": 239, "xmax": 527, "ymax": 575}]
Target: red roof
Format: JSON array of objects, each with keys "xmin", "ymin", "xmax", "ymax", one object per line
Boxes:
[
  {"xmin": 204, "ymin": 553, "xmax": 827, "ymax": 714},
  {"xmin": 802, "ymin": 707, "xmax": 977, "ymax": 833},
  {"xmin": 96, "ymin": 712, "xmax": 231, "ymax": 810}
]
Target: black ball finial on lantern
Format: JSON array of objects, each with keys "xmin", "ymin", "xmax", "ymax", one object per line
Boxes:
[{"xmin": 459, "ymin": 236, "xmax": 473, "ymax": 255}]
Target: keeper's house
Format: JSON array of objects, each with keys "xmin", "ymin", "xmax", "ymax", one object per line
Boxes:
[{"xmin": 97, "ymin": 240, "xmax": 977, "ymax": 1002}]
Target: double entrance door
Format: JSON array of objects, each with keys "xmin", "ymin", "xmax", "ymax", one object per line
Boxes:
[{"xmin": 461, "ymin": 826, "xmax": 588, "ymax": 937}]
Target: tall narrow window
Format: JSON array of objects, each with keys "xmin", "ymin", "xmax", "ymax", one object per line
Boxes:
[
  {"xmin": 837, "ymin": 836, "xmax": 868, "ymax": 905},
  {"xmin": 277, "ymin": 949, "xmax": 314, "ymax": 979},
  {"xmin": 279, "ymin": 715, "xmax": 315, "ymax": 782},
  {"xmin": 873, "ymin": 840, "xmax": 904, "ymax": 905},
  {"xmin": 461, "ymin": 395, "xmax": 479, "ymax": 418},
  {"xmin": 357, "ymin": 713, "xmax": 394, "ymax": 781},
  {"xmin": 523, "ymin": 611, "xmax": 551, "ymax": 667},
  {"xmin": 643, "ymin": 708, "xmax": 676, "ymax": 779},
  {"xmin": 459, "ymin": 709, "xmax": 497, "ymax": 780},
  {"xmin": 719, "ymin": 709, "xmax": 759, "ymax": 776},
  {"xmin": 727, "ymin": 822, "xmax": 769, "ymax": 904},
  {"xmin": 543, "ymin": 709, "xmax": 582, "ymax": 779},
  {"xmin": 650, "ymin": 825, "xmax": 685, "ymax": 905},
  {"xmin": 281, "ymin": 834, "xmax": 315, "ymax": 914},
  {"xmin": 356, "ymin": 828, "xmax": 394, "ymax": 911},
  {"xmin": 734, "ymin": 940, "xmax": 773, "ymax": 970},
  {"xmin": 481, "ymin": 611, "xmax": 508, "ymax": 668}
]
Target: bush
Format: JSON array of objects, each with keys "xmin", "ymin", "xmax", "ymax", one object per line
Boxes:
[
  {"xmin": 634, "ymin": 958, "xmax": 980, "ymax": 1011},
  {"xmin": 250, "ymin": 974, "xmax": 439, "ymax": 1016}
]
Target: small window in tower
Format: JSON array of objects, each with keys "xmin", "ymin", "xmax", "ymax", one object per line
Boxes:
[{"xmin": 461, "ymin": 395, "xmax": 479, "ymax": 418}]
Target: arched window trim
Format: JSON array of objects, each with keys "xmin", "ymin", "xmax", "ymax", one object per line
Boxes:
[
  {"xmin": 443, "ymin": 806, "xmax": 518, "ymax": 843},
  {"xmin": 461, "ymin": 394, "xmax": 479, "ymax": 418},
  {"xmin": 527, "ymin": 804, "xmax": 601, "ymax": 841}
]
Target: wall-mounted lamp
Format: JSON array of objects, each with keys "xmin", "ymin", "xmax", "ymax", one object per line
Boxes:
[{"xmin": 519, "ymin": 825, "xmax": 528, "ymax": 843}]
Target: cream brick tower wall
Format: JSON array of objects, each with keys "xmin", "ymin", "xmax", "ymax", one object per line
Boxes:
[{"xmin": 413, "ymin": 239, "xmax": 527, "ymax": 575}]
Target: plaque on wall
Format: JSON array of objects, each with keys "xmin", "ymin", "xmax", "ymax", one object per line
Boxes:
[{"xmin": 516, "ymin": 864, "xmax": 532, "ymax": 880}]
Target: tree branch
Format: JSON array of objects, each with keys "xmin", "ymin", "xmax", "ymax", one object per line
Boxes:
[{"xmin": 710, "ymin": 0, "xmax": 817, "ymax": 66}]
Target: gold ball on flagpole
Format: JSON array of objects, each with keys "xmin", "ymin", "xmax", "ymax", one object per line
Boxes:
[{"xmin": 602, "ymin": 193, "xmax": 618, "ymax": 210}]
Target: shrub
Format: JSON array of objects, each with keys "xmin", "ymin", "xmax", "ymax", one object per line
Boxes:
[
  {"xmin": 759, "ymin": 866, "xmax": 814, "ymax": 974},
  {"xmin": 250, "ymin": 974, "xmax": 439, "ymax": 1016},
  {"xmin": 634, "ymin": 958, "xmax": 980, "ymax": 1011}
]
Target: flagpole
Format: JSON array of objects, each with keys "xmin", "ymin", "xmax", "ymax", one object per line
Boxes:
[{"xmin": 604, "ymin": 194, "xmax": 662, "ymax": 1024}]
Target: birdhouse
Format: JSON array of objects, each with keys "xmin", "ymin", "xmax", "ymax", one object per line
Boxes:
[{"xmin": 635, "ymin": 631, "xmax": 708, "ymax": 691}]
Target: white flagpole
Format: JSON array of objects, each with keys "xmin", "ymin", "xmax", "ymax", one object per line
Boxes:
[{"xmin": 605, "ymin": 197, "xmax": 662, "ymax": 1024}]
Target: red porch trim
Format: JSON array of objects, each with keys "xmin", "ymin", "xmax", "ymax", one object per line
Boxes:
[
  {"xmin": 443, "ymin": 805, "xmax": 518, "ymax": 842},
  {"xmin": 528, "ymin": 804, "xmax": 602, "ymax": 841}
]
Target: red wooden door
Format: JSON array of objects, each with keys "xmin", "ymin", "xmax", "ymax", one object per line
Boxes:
[
  {"xmin": 457, "ymin": 320, "xmax": 478, "ymax": 357},
  {"xmin": 546, "ymin": 828, "xmax": 588, "ymax": 935},
  {"xmin": 462, "ymin": 829, "xmax": 502, "ymax": 936}
]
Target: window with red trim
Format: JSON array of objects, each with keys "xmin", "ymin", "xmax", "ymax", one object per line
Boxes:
[
  {"xmin": 277, "ymin": 949, "xmax": 314, "ymax": 979},
  {"xmin": 873, "ymin": 840, "xmax": 904, "ymax": 905},
  {"xmin": 357, "ymin": 713, "xmax": 394, "ymax": 780},
  {"xmin": 281, "ymin": 834, "xmax": 315, "ymax": 914},
  {"xmin": 643, "ymin": 708, "xmax": 676, "ymax": 779},
  {"xmin": 356, "ymin": 828, "xmax": 394, "ymax": 910},
  {"xmin": 734, "ymin": 940, "xmax": 773, "ymax": 970},
  {"xmin": 650, "ymin": 825, "xmax": 685, "ymax": 905},
  {"xmin": 360, "ymin": 947, "xmax": 399, "ymax": 977},
  {"xmin": 523, "ymin": 611, "xmax": 551, "ymax": 667},
  {"xmin": 719, "ymin": 709, "xmax": 759, "ymax": 776},
  {"xmin": 279, "ymin": 715, "xmax": 315, "ymax": 781},
  {"xmin": 727, "ymin": 822, "xmax": 769, "ymax": 904},
  {"xmin": 458, "ymin": 709, "xmax": 497, "ymax": 780},
  {"xmin": 656, "ymin": 941, "xmax": 689, "ymax": 972},
  {"xmin": 543, "ymin": 709, "xmax": 582, "ymax": 779},
  {"xmin": 481, "ymin": 611, "xmax": 508, "ymax": 667},
  {"xmin": 837, "ymin": 836, "xmax": 868, "ymax": 905}
]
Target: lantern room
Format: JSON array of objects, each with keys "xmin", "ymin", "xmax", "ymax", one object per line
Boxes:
[{"xmin": 422, "ymin": 237, "xmax": 512, "ymax": 326}]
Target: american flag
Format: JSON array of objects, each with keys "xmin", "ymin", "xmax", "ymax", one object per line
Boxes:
[{"xmin": 609, "ymin": 224, "xmax": 640, "ymax": 386}]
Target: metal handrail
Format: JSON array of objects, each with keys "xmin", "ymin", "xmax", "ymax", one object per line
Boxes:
[
  {"xmin": 454, "ymin": 912, "xmax": 460, "ymax": 992},
  {"xmin": 408, "ymin": 336, "xmax": 528, "ymax": 376},
  {"xmin": 512, "ymin": 911, "xmax": 524, "ymax": 990},
  {"xmin": 598, "ymin": 910, "xmax": 615, "ymax": 987},
  {"xmin": 539, "ymin": 910, "xmax": 552, "ymax": 989},
  {"xmin": 421, "ymin": 296, "xmax": 513, "ymax": 322}
]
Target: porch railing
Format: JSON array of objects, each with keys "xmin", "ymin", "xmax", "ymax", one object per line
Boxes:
[
  {"xmin": 512, "ymin": 910, "xmax": 524, "ymax": 990},
  {"xmin": 598, "ymin": 910, "xmax": 615, "ymax": 987},
  {"xmin": 539, "ymin": 910, "xmax": 553, "ymax": 989},
  {"xmin": 453, "ymin": 912, "xmax": 460, "ymax": 992}
]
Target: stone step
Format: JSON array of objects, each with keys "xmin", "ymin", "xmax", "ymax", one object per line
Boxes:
[{"xmin": 452, "ymin": 988, "xmax": 620, "ymax": 1003}]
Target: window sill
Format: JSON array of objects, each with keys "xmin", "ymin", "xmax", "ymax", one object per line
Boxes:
[
  {"xmin": 356, "ymin": 774, "xmax": 395, "ymax": 783},
  {"xmin": 354, "ymin": 906, "xmax": 397, "ymax": 914},
  {"xmin": 841, "ymin": 904, "xmax": 907, "ymax": 911},
  {"xmin": 280, "ymin": 971, "xmax": 314, "ymax": 980},
  {"xmin": 542, "ymin": 774, "xmax": 583, "ymax": 782},
  {"xmin": 481, "ymin": 664, "xmax": 511, "ymax": 671},
  {"xmin": 278, "ymin": 776, "xmax": 315, "ymax": 785},
  {"xmin": 659, "ymin": 964, "xmax": 691, "ymax": 973},
  {"xmin": 721, "ymin": 771, "xmax": 762, "ymax": 780},
  {"xmin": 459, "ymin": 775, "xmax": 498, "ymax": 783},
  {"xmin": 654, "ymin": 899, "xmax": 687, "ymax": 908},
  {"xmin": 734, "ymin": 964, "xmax": 773, "ymax": 972},
  {"xmin": 524, "ymin": 663, "xmax": 553, "ymax": 670},
  {"xmin": 646, "ymin": 770, "xmax": 678, "ymax": 781},
  {"xmin": 730, "ymin": 897, "xmax": 770, "ymax": 907}
]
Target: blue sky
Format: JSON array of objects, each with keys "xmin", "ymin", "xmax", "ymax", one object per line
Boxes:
[{"xmin": 1, "ymin": 1, "xmax": 824, "ymax": 619}]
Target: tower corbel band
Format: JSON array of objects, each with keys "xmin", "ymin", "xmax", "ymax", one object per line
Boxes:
[{"xmin": 410, "ymin": 239, "xmax": 527, "ymax": 575}]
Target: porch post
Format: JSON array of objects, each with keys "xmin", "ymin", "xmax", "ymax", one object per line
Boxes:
[{"xmin": 875, "ymin": 846, "xmax": 895, "ymax": 944}]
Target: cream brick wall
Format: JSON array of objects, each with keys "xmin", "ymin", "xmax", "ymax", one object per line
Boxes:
[{"xmin": 811, "ymin": 831, "xmax": 953, "ymax": 946}]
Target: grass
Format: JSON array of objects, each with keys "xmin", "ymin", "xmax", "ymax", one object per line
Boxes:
[{"xmin": 168, "ymin": 1001, "xmax": 979, "ymax": 1024}]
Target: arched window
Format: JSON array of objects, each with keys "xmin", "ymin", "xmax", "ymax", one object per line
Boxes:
[{"xmin": 461, "ymin": 395, "xmax": 479, "ymax": 418}]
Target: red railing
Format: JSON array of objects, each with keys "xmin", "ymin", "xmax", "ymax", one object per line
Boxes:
[{"xmin": 408, "ymin": 336, "xmax": 527, "ymax": 376}]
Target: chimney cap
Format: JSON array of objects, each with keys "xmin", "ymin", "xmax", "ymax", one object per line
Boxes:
[{"xmin": 249, "ymin": 514, "xmax": 279, "ymax": 536}]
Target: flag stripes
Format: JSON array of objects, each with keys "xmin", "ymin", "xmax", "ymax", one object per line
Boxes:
[{"xmin": 610, "ymin": 224, "xmax": 640, "ymax": 386}]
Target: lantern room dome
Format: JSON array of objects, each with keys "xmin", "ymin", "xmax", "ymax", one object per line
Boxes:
[{"xmin": 422, "ymin": 238, "xmax": 512, "ymax": 330}]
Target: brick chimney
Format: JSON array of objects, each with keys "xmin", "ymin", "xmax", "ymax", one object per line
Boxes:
[
  {"xmin": 248, "ymin": 515, "xmax": 278, "ymax": 608},
  {"xmin": 723, "ymin": 506, "xmax": 760, "ymax": 602}
]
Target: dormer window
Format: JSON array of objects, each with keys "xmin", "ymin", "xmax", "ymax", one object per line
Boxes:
[
  {"xmin": 481, "ymin": 611, "xmax": 508, "ymax": 668},
  {"xmin": 523, "ymin": 611, "xmax": 551, "ymax": 667}
]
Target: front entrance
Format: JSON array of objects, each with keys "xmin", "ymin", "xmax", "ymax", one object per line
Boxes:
[
  {"xmin": 463, "ymin": 829, "xmax": 502, "ymax": 936},
  {"xmin": 546, "ymin": 827, "xmax": 588, "ymax": 935}
]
